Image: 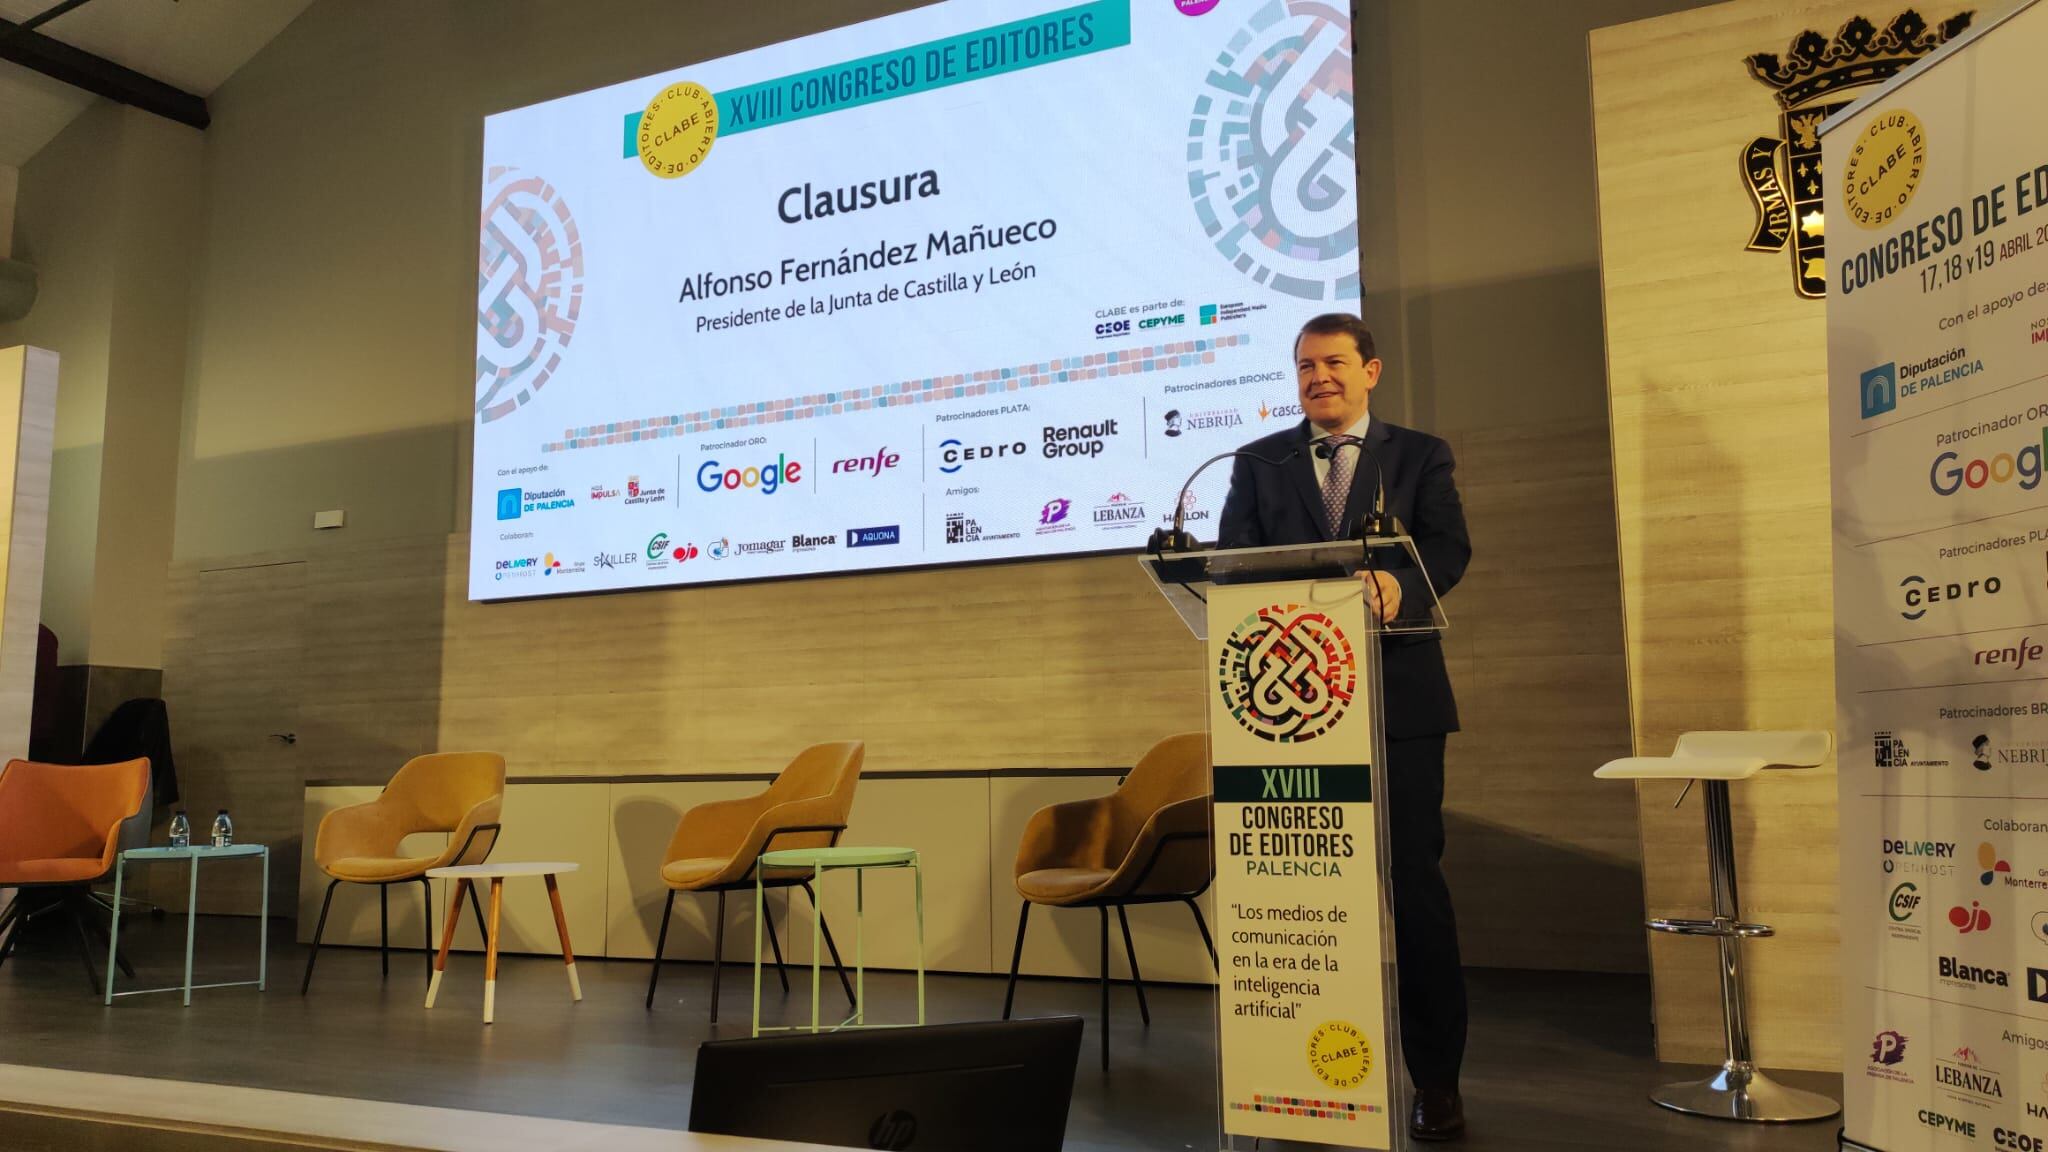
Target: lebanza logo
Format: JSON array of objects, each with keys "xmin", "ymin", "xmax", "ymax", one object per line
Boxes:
[{"xmin": 1217, "ymin": 603, "xmax": 1356, "ymax": 743}]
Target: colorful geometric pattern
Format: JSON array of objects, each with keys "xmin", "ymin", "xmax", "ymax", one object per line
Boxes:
[
  {"xmin": 540, "ymin": 334, "xmax": 1246, "ymax": 453},
  {"xmin": 1229, "ymin": 1094, "xmax": 1379, "ymax": 1120},
  {"xmin": 1187, "ymin": 0, "xmax": 1359, "ymax": 301},
  {"xmin": 1217, "ymin": 602, "xmax": 1356, "ymax": 743},
  {"xmin": 477, "ymin": 167, "xmax": 585, "ymax": 425}
]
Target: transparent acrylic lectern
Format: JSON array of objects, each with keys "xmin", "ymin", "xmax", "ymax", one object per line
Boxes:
[{"xmin": 1141, "ymin": 537, "xmax": 1447, "ymax": 1152}]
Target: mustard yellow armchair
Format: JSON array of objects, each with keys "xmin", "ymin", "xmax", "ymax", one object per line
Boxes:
[
  {"xmin": 301, "ymin": 751, "xmax": 505, "ymax": 994},
  {"xmin": 1000, "ymin": 732, "xmax": 1215, "ymax": 1069},
  {"xmin": 646, "ymin": 741, "xmax": 864, "ymax": 1021}
]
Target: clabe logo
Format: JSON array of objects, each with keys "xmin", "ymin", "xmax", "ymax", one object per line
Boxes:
[{"xmin": 1863, "ymin": 363, "xmax": 1899, "ymax": 418}]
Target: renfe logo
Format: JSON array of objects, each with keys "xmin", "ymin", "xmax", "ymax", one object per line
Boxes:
[
  {"xmin": 1977, "ymin": 637, "xmax": 2045, "ymax": 672},
  {"xmin": 697, "ymin": 454, "xmax": 801, "ymax": 494},
  {"xmin": 832, "ymin": 447, "xmax": 901, "ymax": 477}
]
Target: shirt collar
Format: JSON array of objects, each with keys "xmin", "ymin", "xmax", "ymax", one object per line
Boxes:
[{"xmin": 1309, "ymin": 414, "xmax": 1370, "ymax": 442}]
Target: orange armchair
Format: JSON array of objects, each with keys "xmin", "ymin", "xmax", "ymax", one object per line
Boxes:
[
  {"xmin": 0, "ymin": 759, "xmax": 149, "ymax": 992},
  {"xmin": 1001, "ymin": 733, "xmax": 1216, "ymax": 1068},
  {"xmin": 301, "ymin": 752, "xmax": 505, "ymax": 994},
  {"xmin": 646, "ymin": 741, "xmax": 864, "ymax": 1021}
]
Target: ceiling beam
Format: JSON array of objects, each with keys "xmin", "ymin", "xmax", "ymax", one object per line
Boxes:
[{"xmin": 0, "ymin": 15, "xmax": 208, "ymax": 131}]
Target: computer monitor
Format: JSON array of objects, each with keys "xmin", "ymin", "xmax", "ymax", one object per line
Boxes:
[{"xmin": 688, "ymin": 1016, "xmax": 1085, "ymax": 1151}]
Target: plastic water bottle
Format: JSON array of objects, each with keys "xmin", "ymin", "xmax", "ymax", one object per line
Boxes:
[
  {"xmin": 168, "ymin": 810, "xmax": 190, "ymax": 849},
  {"xmin": 210, "ymin": 809, "xmax": 233, "ymax": 848}
]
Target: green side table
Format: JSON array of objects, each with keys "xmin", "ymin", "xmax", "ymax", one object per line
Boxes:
[
  {"xmin": 105, "ymin": 843, "xmax": 268, "ymax": 1006},
  {"xmin": 753, "ymin": 846, "xmax": 923, "ymax": 1037}
]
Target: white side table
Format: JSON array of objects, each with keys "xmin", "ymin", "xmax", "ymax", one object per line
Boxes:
[
  {"xmin": 104, "ymin": 843, "xmax": 268, "ymax": 1006},
  {"xmin": 424, "ymin": 861, "xmax": 580, "ymax": 1024}
]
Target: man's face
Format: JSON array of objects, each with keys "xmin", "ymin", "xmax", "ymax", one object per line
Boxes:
[{"xmin": 1296, "ymin": 331, "xmax": 1381, "ymax": 431}]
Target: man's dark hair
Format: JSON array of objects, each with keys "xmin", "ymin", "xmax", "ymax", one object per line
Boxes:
[{"xmin": 1294, "ymin": 312, "xmax": 1377, "ymax": 363}]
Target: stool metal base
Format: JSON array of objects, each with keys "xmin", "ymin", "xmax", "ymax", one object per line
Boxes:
[{"xmin": 1651, "ymin": 1062, "xmax": 1841, "ymax": 1123}]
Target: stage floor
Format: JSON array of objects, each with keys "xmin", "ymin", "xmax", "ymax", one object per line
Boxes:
[{"xmin": 0, "ymin": 914, "xmax": 1842, "ymax": 1151}]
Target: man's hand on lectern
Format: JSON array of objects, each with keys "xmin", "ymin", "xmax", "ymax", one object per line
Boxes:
[{"xmin": 1363, "ymin": 570, "xmax": 1401, "ymax": 623}]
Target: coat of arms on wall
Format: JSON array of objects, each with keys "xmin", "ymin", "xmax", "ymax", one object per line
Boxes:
[{"xmin": 1741, "ymin": 9, "xmax": 1973, "ymax": 299}]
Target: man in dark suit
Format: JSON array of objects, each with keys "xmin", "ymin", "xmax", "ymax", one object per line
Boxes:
[{"xmin": 1218, "ymin": 312, "xmax": 1471, "ymax": 1142}]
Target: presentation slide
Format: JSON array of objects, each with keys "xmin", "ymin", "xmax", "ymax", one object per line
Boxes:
[{"xmin": 472, "ymin": 0, "xmax": 1359, "ymax": 599}]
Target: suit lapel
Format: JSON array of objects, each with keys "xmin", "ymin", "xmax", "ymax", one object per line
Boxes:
[
  {"xmin": 1339, "ymin": 417, "xmax": 1396, "ymax": 537},
  {"xmin": 1283, "ymin": 421, "xmax": 1329, "ymax": 540}
]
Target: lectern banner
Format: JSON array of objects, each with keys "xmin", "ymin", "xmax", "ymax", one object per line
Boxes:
[
  {"xmin": 1826, "ymin": 4, "xmax": 2048, "ymax": 1149},
  {"xmin": 1207, "ymin": 579, "xmax": 1391, "ymax": 1150}
]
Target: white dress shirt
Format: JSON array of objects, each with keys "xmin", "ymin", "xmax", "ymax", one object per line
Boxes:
[{"xmin": 1309, "ymin": 414, "xmax": 1371, "ymax": 489}]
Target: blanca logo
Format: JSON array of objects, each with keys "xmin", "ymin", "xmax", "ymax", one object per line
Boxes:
[
  {"xmin": 1951, "ymin": 900, "xmax": 1993, "ymax": 934},
  {"xmin": 1941, "ymin": 955, "xmax": 2011, "ymax": 987}
]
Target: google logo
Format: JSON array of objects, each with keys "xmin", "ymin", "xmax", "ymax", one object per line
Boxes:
[
  {"xmin": 697, "ymin": 454, "xmax": 802, "ymax": 495},
  {"xmin": 1929, "ymin": 434, "xmax": 2048, "ymax": 495}
]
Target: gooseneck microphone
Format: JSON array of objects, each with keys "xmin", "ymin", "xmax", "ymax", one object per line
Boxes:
[
  {"xmin": 1315, "ymin": 433, "xmax": 1394, "ymax": 539},
  {"xmin": 1147, "ymin": 446, "xmax": 1304, "ymax": 554}
]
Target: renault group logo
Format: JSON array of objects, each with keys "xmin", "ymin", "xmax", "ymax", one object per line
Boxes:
[{"xmin": 1217, "ymin": 603, "xmax": 1356, "ymax": 743}]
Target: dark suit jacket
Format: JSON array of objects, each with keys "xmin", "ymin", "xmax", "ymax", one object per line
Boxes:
[{"xmin": 1216, "ymin": 417, "xmax": 1470, "ymax": 738}]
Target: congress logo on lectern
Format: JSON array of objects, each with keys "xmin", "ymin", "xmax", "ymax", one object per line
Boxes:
[
  {"xmin": 1217, "ymin": 604, "xmax": 1357, "ymax": 742},
  {"xmin": 1739, "ymin": 10, "xmax": 1973, "ymax": 298},
  {"xmin": 1187, "ymin": 0, "xmax": 1359, "ymax": 302},
  {"xmin": 477, "ymin": 168, "xmax": 585, "ymax": 424}
]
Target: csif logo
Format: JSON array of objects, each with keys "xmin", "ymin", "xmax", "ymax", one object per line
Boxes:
[{"xmin": 1890, "ymin": 882, "xmax": 1921, "ymax": 922}]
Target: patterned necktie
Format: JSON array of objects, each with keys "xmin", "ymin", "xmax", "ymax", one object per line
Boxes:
[{"xmin": 1321, "ymin": 439, "xmax": 1355, "ymax": 537}]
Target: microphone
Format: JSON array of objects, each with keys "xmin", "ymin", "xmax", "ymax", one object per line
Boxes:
[
  {"xmin": 1315, "ymin": 433, "xmax": 1394, "ymax": 539},
  {"xmin": 1148, "ymin": 446, "xmax": 1304, "ymax": 554}
]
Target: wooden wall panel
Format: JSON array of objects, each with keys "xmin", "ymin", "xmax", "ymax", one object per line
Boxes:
[
  {"xmin": 1588, "ymin": 0, "xmax": 2011, "ymax": 1068},
  {"xmin": 166, "ymin": 406, "xmax": 1646, "ymax": 974}
]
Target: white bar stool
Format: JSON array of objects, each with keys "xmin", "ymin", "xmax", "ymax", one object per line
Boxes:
[{"xmin": 1596, "ymin": 730, "xmax": 1840, "ymax": 1123}]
